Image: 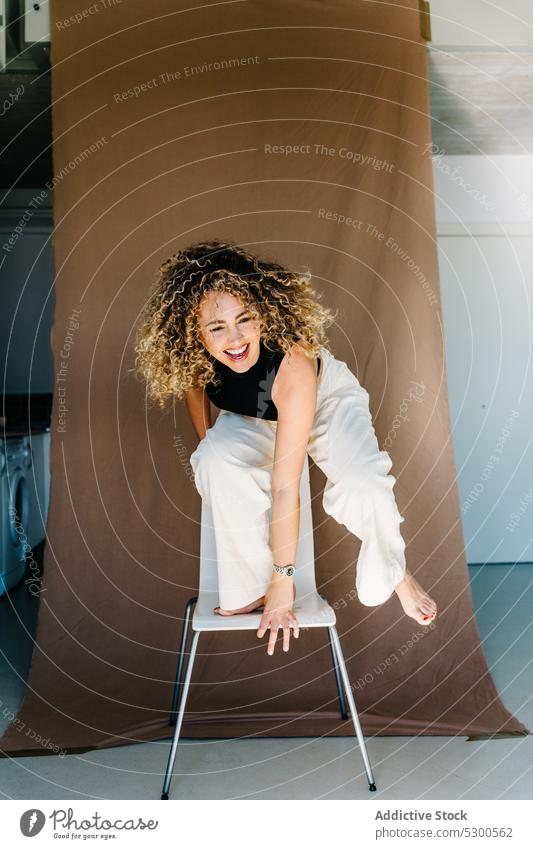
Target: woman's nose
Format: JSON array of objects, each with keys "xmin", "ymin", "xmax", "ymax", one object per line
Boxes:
[{"xmin": 226, "ymin": 331, "xmax": 245, "ymax": 345}]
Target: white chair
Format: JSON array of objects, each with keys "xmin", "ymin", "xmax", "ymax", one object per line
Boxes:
[{"xmin": 161, "ymin": 454, "xmax": 377, "ymax": 798}]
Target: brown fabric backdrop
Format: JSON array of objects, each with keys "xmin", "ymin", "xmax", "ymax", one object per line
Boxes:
[{"xmin": 1, "ymin": 0, "xmax": 528, "ymax": 759}]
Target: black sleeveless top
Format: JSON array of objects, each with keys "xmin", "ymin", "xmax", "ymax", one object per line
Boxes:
[{"xmin": 205, "ymin": 339, "xmax": 321, "ymax": 421}]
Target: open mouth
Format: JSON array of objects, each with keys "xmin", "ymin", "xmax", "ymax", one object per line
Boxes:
[{"xmin": 224, "ymin": 343, "xmax": 250, "ymax": 362}]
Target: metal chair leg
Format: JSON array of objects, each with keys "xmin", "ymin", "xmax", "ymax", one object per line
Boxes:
[
  {"xmin": 319, "ymin": 593, "xmax": 348, "ymax": 721},
  {"xmin": 169, "ymin": 597, "xmax": 197, "ymax": 726},
  {"xmin": 328, "ymin": 625, "xmax": 377, "ymax": 792},
  {"xmin": 161, "ymin": 629, "xmax": 200, "ymax": 800},
  {"xmin": 326, "ymin": 627, "xmax": 349, "ymax": 720}
]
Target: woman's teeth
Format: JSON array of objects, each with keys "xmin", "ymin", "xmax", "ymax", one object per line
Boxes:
[{"xmin": 225, "ymin": 343, "xmax": 249, "ymax": 360}]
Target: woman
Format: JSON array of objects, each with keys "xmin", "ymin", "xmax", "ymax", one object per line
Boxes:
[{"xmin": 135, "ymin": 240, "xmax": 437, "ymax": 656}]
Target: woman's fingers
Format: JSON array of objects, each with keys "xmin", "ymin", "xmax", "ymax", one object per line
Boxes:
[
  {"xmin": 282, "ymin": 614, "xmax": 299, "ymax": 650},
  {"xmin": 267, "ymin": 621, "xmax": 280, "ymax": 655},
  {"xmin": 257, "ymin": 612, "xmax": 271, "ymax": 639},
  {"xmin": 258, "ymin": 610, "xmax": 300, "ymax": 655},
  {"xmin": 282, "ymin": 623, "xmax": 291, "ymax": 652}
]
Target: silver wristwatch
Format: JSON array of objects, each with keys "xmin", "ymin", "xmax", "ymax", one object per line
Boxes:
[{"xmin": 273, "ymin": 563, "xmax": 295, "ymax": 577}]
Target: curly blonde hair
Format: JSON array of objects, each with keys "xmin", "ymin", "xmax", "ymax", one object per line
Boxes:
[{"xmin": 134, "ymin": 239, "xmax": 337, "ymax": 408}]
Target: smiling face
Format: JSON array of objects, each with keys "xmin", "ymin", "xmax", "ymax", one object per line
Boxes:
[{"xmin": 198, "ymin": 290, "xmax": 261, "ymax": 371}]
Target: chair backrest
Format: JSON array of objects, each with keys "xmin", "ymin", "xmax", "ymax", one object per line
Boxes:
[{"xmin": 198, "ymin": 453, "xmax": 318, "ymax": 597}]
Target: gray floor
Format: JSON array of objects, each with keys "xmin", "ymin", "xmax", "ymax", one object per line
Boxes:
[{"xmin": 0, "ymin": 563, "xmax": 531, "ymax": 800}]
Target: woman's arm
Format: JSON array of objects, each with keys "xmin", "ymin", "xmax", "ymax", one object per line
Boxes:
[
  {"xmin": 270, "ymin": 351, "xmax": 318, "ymax": 567},
  {"xmin": 185, "ymin": 387, "xmax": 212, "ymax": 441},
  {"xmin": 257, "ymin": 347, "xmax": 318, "ymax": 655}
]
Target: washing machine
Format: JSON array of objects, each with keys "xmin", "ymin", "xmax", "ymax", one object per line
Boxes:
[
  {"xmin": 0, "ymin": 436, "xmax": 32, "ymax": 595},
  {"xmin": 25, "ymin": 429, "xmax": 51, "ymax": 548}
]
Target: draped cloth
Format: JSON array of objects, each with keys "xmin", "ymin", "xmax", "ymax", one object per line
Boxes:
[{"xmin": 1, "ymin": 0, "xmax": 528, "ymax": 759}]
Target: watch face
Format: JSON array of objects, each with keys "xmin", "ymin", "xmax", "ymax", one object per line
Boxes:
[{"xmin": 275, "ymin": 565, "xmax": 295, "ymax": 576}]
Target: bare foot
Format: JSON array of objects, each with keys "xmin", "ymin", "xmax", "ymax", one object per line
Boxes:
[
  {"xmin": 213, "ymin": 595, "xmax": 265, "ymax": 616},
  {"xmin": 394, "ymin": 569, "xmax": 437, "ymax": 626},
  {"xmin": 214, "ymin": 584, "xmax": 296, "ymax": 616}
]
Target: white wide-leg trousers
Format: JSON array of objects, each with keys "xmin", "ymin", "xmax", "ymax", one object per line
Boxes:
[{"xmin": 189, "ymin": 346, "xmax": 407, "ymax": 611}]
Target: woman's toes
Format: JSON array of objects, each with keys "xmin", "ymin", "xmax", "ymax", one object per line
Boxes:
[{"xmin": 214, "ymin": 606, "xmax": 232, "ymax": 616}]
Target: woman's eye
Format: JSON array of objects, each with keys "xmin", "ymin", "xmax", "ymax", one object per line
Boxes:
[{"xmin": 210, "ymin": 317, "xmax": 250, "ymax": 333}]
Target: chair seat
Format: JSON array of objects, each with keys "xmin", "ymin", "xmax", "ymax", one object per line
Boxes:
[{"xmin": 192, "ymin": 589, "xmax": 336, "ymax": 631}]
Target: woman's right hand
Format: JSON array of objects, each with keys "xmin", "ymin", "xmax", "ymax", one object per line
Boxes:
[{"xmin": 257, "ymin": 577, "xmax": 299, "ymax": 656}]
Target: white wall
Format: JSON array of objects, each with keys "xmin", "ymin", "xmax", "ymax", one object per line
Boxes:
[
  {"xmin": 434, "ymin": 155, "xmax": 533, "ymax": 562},
  {"xmin": 430, "ymin": 0, "xmax": 533, "ymax": 46},
  {"xmin": 429, "ymin": 2, "xmax": 533, "ymax": 562}
]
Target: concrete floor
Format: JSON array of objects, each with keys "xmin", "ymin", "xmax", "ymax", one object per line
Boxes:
[{"xmin": 0, "ymin": 562, "xmax": 531, "ymax": 800}]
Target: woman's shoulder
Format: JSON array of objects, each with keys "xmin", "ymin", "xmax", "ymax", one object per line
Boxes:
[
  {"xmin": 271, "ymin": 340, "xmax": 319, "ymax": 412},
  {"xmin": 284, "ymin": 334, "xmax": 321, "ymax": 359},
  {"xmin": 276, "ymin": 338, "xmax": 319, "ymax": 380}
]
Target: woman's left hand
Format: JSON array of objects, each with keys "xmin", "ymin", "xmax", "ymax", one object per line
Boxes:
[{"xmin": 257, "ymin": 577, "xmax": 299, "ymax": 655}]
